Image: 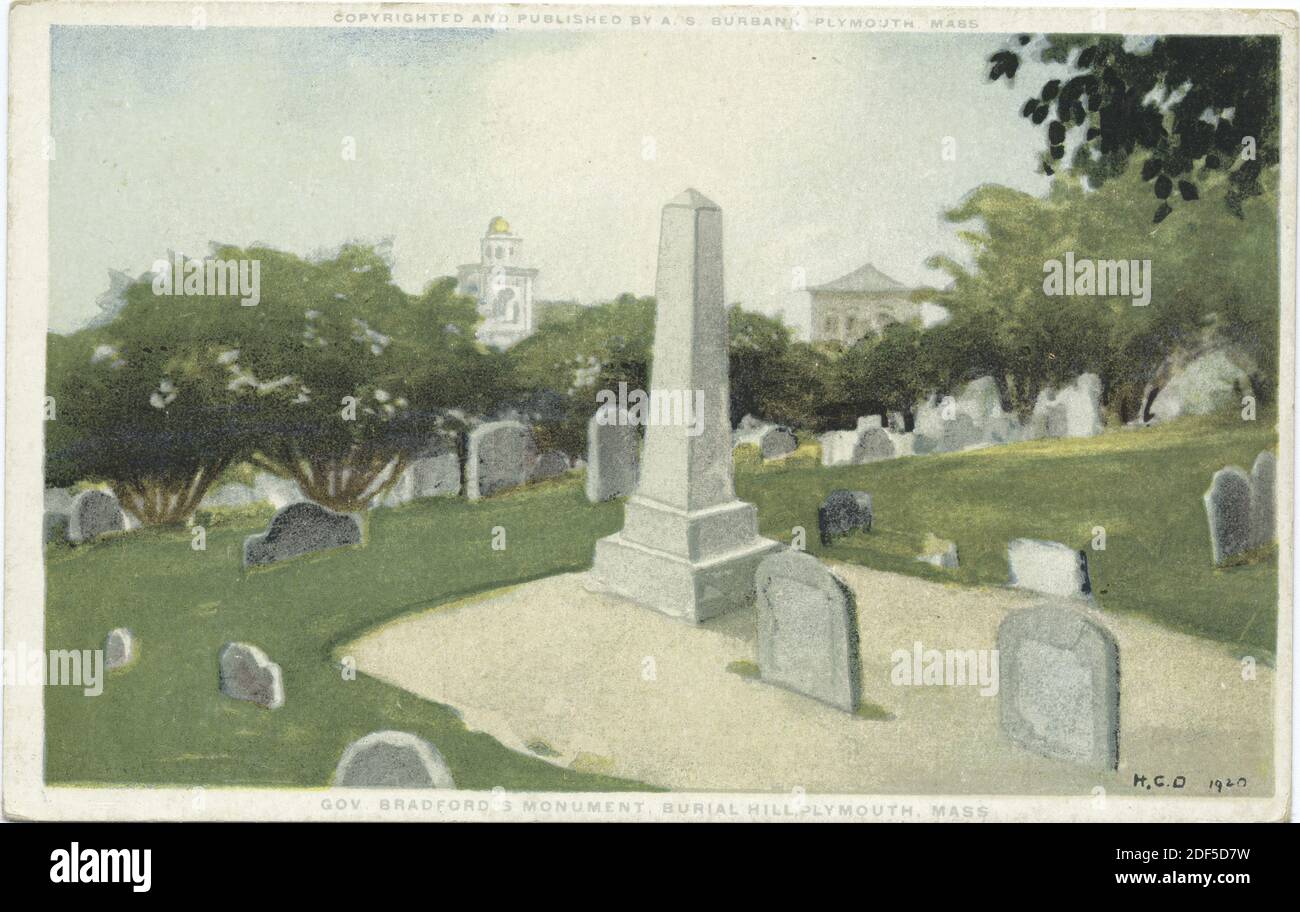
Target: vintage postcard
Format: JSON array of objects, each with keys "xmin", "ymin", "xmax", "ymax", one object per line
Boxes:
[{"xmin": 4, "ymin": 2, "xmax": 1295, "ymax": 824}]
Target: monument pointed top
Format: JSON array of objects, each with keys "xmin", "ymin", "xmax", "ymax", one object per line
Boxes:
[{"xmin": 666, "ymin": 188, "xmax": 720, "ymax": 211}]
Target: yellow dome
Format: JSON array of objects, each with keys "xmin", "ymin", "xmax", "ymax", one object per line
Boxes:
[{"xmin": 487, "ymin": 216, "xmax": 511, "ymax": 235}]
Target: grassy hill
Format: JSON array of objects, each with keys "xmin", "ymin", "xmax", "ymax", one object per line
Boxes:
[{"xmin": 44, "ymin": 412, "xmax": 1278, "ymax": 788}]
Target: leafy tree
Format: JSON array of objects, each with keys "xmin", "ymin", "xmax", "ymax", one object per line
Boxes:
[
  {"xmin": 217, "ymin": 245, "xmax": 495, "ymax": 511},
  {"xmin": 47, "ymin": 243, "xmax": 496, "ymax": 519},
  {"xmin": 729, "ymin": 307, "xmax": 833, "ymax": 430},
  {"xmin": 990, "ymin": 34, "xmax": 1279, "ymax": 221},
  {"xmin": 45, "ymin": 299, "xmax": 255, "ymax": 524},
  {"xmin": 921, "ymin": 166, "xmax": 1278, "ymax": 418},
  {"xmin": 829, "ymin": 322, "xmax": 929, "ymax": 428},
  {"xmin": 508, "ymin": 293, "xmax": 655, "ymax": 455}
]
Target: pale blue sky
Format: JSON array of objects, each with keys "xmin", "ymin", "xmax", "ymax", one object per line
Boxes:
[{"xmin": 50, "ymin": 26, "xmax": 1061, "ymax": 333}]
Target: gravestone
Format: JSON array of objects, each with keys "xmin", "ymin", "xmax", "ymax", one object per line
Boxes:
[
  {"xmin": 819, "ymin": 430, "xmax": 865, "ymax": 466},
  {"xmin": 954, "ymin": 375, "xmax": 1021, "ymax": 445},
  {"xmin": 1028, "ymin": 374, "xmax": 1104, "ymax": 439},
  {"xmin": 379, "ymin": 437, "xmax": 460, "ymax": 507},
  {"xmin": 886, "ymin": 430, "xmax": 915, "ymax": 457},
  {"xmin": 858, "ymin": 428, "xmax": 895, "ymax": 462},
  {"xmin": 753, "ymin": 425, "xmax": 798, "ymax": 460},
  {"xmin": 529, "ymin": 450, "xmax": 571, "ymax": 482},
  {"xmin": 913, "ymin": 403, "xmax": 980, "ymax": 454},
  {"xmin": 243, "ymin": 502, "xmax": 362, "ymax": 568},
  {"xmin": 466, "ymin": 420, "xmax": 536, "ymax": 500},
  {"xmin": 818, "ymin": 490, "xmax": 872, "ymax": 545},
  {"xmin": 333, "ymin": 730, "xmax": 456, "ymax": 788},
  {"xmin": 104, "ymin": 628, "xmax": 136, "ymax": 670},
  {"xmin": 856, "ymin": 415, "xmax": 883, "ymax": 431},
  {"xmin": 218, "ymin": 642, "xmax": 284, "ymax": 709},
  {"xmin": 1007, "ymin": 539, "xmax": 1092, "ymax": 600},
  {"xmin": 67, "ymin": 490, "xmax": 127, "ymax": 543},
  {"xmin": 590, "ymin": 190, "xmax": 779, "ymax": 622},
  {"xmin": 1203, "ymin": 466, "xmax": 1252, "ymax": 565},
  {"xmin": 1250, "ymin": 451, "xmax": 1276, "ymax": 550},
  {"xmin": 916, "ymin": 533, "xmax": 959, "ymax": 570},
  {"xmin": 997, "ymin": 602, "xmax": 1119, "ymax": 770},
  {"xmin": 755, "ymin": 550, "xmax": 861, "ymax": 712},
  {"xmin": 586, "ymin": 408, "xmax": 639, "ymax": 502},
  {"xmin": 1149, "ymin": 350, "xmax": 1252, "ymax": 421},
  {"xmin": 408, "ymin": 451, "xmax": 460, "ymax": 498}
]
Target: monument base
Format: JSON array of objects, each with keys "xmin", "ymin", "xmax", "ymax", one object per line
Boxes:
[{"xmin": 590, "ymin": 496, "xmax": 781, "ymax": 623}]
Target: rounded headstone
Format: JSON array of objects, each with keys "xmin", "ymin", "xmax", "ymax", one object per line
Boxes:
[
  {"xmin": 218, "ymin": 642, "xmax": 284, "ymax": 709},
  {"xmin": 67, "ymin": 490, "xmax": 127, "ymax": 543},
  {"xmin": 104, "ymin": 628, "xmax": 136, "ymax": 670},
  {"xmin": 333, "ymin": 731, "xmax": 455, "ymax": 788},
  {"xmin": 1203, "ymin": 466, "xmax": 1252, "ymax": 565}
]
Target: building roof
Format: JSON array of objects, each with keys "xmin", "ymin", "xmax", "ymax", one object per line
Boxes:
[{"xmin": 808, "ymin": 262, "xmax": 909, "ymax": 294}]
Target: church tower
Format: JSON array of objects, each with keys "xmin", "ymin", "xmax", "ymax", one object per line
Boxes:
[{"xmin": 456, "ymin": 216, "xmax": 540, "ymax": 349}]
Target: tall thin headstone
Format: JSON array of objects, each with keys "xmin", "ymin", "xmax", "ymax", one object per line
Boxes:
[{"xmin": 590, "ymin": 190, "xmax": 779, "ymax": 622}]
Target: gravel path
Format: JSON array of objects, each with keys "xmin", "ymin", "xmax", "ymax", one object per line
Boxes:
[{"xmin": 344, "ymin": 562, "xmax": 1273, "ymax": 796}]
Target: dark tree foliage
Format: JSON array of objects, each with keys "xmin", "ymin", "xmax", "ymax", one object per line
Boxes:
[{"xmin": 990, "ymin": 34, "xmax": 1279, "ymax": 221}]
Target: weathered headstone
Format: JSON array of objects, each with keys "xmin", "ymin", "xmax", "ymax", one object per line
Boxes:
[
  {"xmin": 243, "ymin": 502, "xmax": 362, "ymax": 568},
  {"xmin": 1250, "ymin": 451, "xmax": 1276, "ymax": 550},
  {"xmin": 855, "ymin": 415, "xmax": 883, "ymax": 431},
  {"xmin": 913, "ymin": 399, "xmax": 981, "ymax": 454},
  {"xmin": 104, "ymin": 628, "xmax": 136, "ymax": 670},
  {"xmin": 529, "ymin": 450, "xmax": 571, "ymax": 482},
  {"xmin": 379, "ymin": 437, "xmax": 460, "ymax": 507},
  {"xmin": 755, "ymin": 550, "xmax": 861, "ymax": 713},
  {"xmin": 754, "ymin": 425, "xmax": 798, "ymax": 460},
  {"xmin": 819, "ymin": 429, "xmax": 865, "ymax": 466},
  {"xmin": 886, "ymin": 429, "xmax": 915, "ymax": 457},
  {"xmin": 1007, "ymin": 539, "xmax": 1091, "ymax": 600},
  {"xmin": 1203, "ymin": 466, "xmax": 1252, "ymax": 565},
  {"xmin": 818, "ymin": 490, "xmax": 872, "ymax": 545},
  {"xmin": 997, "ymin": 602, "xmax": 1119, "ymax": 770},
  {"xmin": 67, "ymin": 490, "xmax": 127, "ymax": 543},
  {"xmin": 819, "ymin": 427, "xmax": 894, "ymax": 465},
  {"xmin": 586, "ymin": 408, "xmax": 639, "ymax": 503},
  {"xmin": 1149, "ymin": 350, "xmax": 1253, "ymax": 422},
  {"xmin": 858, "ymin": 428, "xmax": 895, "ymax": 462},
  {"xmin": 590, "ymin": 190, "xmax": 779, "ymax": 622},
  {"xmin": 916, "ymin": 533, "xmax": 959, "ymax": 570},
  {"xmin": 466, "ymin": 420, "xmax": 536, "ymax": 500},
  {"xmin": 218, "ymin": 642, "xmax": 284, "ymax": 709},
  {"xmin": 408, "ymin": 451, "xmax": 461, "ymax": 498},
  {"xmin": 734, "ymin": 421, "xmax": 796, "ymax": 460},
  {"xmin": 333, "ymin": 730, "xmax": 456, "ymax": 788},
  {"xmin": 1028, "ymin": 374, "xmax": 1104, "ymax": 439}
]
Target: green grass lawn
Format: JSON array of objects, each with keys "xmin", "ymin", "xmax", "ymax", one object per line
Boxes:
[
  {"xmin": 44, "ymin": 412, "xmax": 1278, "ymax": 788},
  {"xmin": 742, "ymin": 412, "xmax": 1279, "ymax": 655}
]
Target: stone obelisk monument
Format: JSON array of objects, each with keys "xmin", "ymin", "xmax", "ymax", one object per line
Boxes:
[{"xmin": 590, "ymin": 189, "xmax": 779, "ymax": 623}]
